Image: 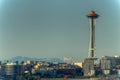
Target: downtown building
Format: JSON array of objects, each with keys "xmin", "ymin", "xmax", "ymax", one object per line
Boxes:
[
  {"xmin": 100, "ymin": 56, "xmax": 120, "ymax": 75},
  {"xmin": 1, "ymin": 62, "xmax": 22, "ymax": 80}
]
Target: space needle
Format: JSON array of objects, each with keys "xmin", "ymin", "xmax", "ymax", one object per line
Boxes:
[
  {"xmin": 83, "ymin": 11, "xmax": 99, "ymax": 76},
  {"xmin": 87, "ymin": 11, "xmax": 99, "ymax": 58}
]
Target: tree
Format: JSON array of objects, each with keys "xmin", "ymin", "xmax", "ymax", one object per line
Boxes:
[{"xmin": 21, "ymin": 61, "xmax": 24, "ymax": 65}]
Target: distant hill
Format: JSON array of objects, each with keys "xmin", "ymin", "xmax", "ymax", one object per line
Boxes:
[{"xmin": 2, "ymin": 56, "xmax": 64, "ymax": 63}]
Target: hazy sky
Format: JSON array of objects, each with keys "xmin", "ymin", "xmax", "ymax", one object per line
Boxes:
[{"xmin": 0, "ymin": 0, "xmax": 120, "ymax": 61}]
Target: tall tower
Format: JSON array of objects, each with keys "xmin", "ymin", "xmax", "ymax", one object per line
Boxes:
[
  {"xmin": 83, "ymin": 11, "xmax": 99, "ymax": 76},
  {"xmin": 87, "ymin": 11, "xmax": 99, "ymax": 58}
]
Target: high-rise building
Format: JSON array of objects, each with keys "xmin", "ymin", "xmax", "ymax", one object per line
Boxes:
[
  {"xmin": 1, "ymin": 63, "xmax": 22, "ymax": 80},
  {"xmin": 100, "ymin": 56, "xmax": 120, "ymax": 75},
  {"xmin": 83, "ymin": 58, "xmax": 95, "ymax": 76}
]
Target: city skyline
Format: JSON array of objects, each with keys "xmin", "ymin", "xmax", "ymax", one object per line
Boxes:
[{"xmin": 0, "ymin": 0, "xmax": 120, "ymax": 61}]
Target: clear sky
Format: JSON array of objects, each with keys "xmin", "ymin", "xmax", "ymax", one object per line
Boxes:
[{"xmin": 0, "ymin": 0, "xmax": 120, "ymax": 61}]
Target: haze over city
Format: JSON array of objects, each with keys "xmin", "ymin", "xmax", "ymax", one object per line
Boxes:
[{"xmin": 0, "ymin": 0, "xmax": 120, "ymax": 61}]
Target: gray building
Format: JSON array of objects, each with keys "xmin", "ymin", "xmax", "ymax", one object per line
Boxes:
[
  {"xmin": 1, "ymin": 63, "xmax": 22, "ymax": 79},
  {"xmin": 100, "ymin": 56, "xmax": 113, "ymax": 70},
  {"xmin": 83, "ymin": 58, "xmax": 97, "ymax": 76},
  {"xmin": 100, "ymin": 56, "xmax": 120, "ymax": 75}
]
